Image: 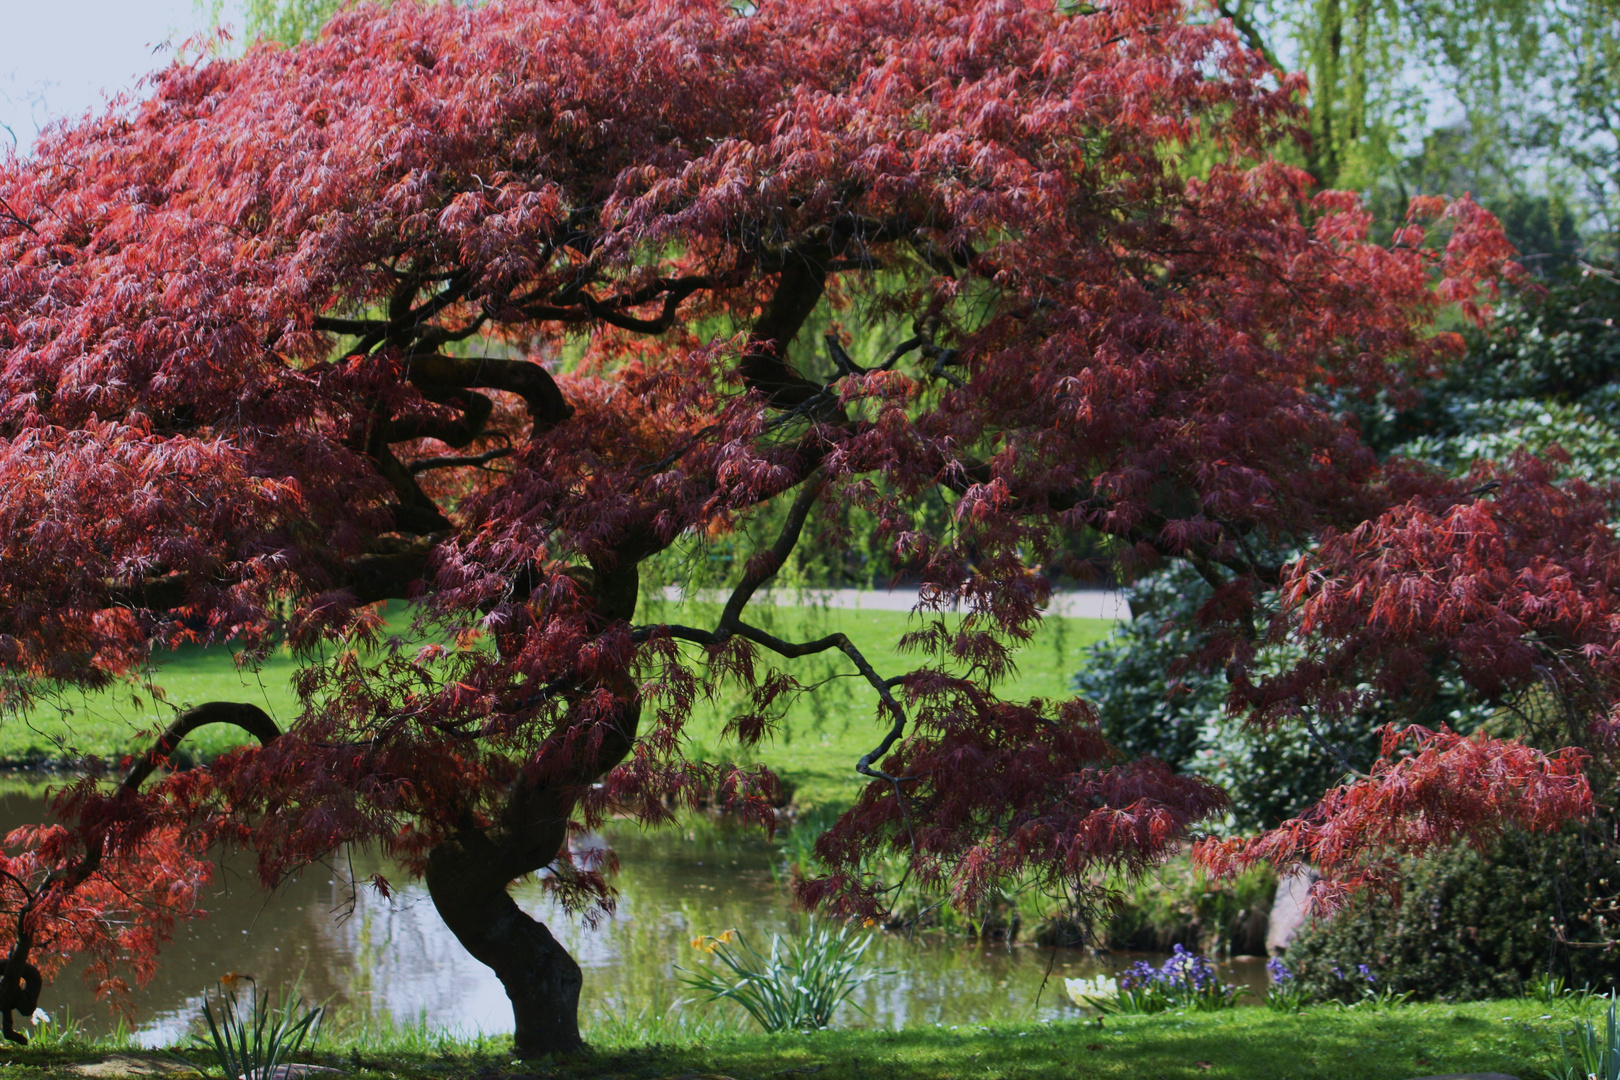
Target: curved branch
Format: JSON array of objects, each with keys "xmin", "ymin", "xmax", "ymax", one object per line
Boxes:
[
  {"xmin": 409, "ymin": 446, "xmax": 515, "ymax": 474},
  {"xmin": 119, "ymin": 700, "xmax": 282, "ymax": 794},
  {"xmin": 312, "ymin": 315, "xmax": 385, "ymax": 336},
  {"xmin": 373, "ymin": 352, "xmax": 566, "ymax": 529},
  {"xmin": 577, "ymin": 274, "xmax": 713, "ymax": 334},
  {"xmin": 316, "ymin": 270, "xmax": 474, "ymax": 353},
  {"xmin": 404, "ymin": 354, "xmax": 573, "ymax": 437},
  {"xmin": 739, "ymin": 245, "xmax": 835, "ymax": 409},
  {"xmin": 720, "ymin": 472, "xmax": 825, "ymax": 625},
  {"xmin": 0, "ymin": 701, "xmax": 282, "ymax": 1042},
  {"xmin": 646, "ymin": 617, "xmax": 920, "ymax": 853},
  {"xmin": 635, "ymin": 471, "xmax": 918, "ymax": 834},
  {"xmin": 365, "ymin": 436, "xmax": 456, "ymax": 534},
  {"xmin": 51, "ymin": 701, "xmax": 283, "ymax": 888}
]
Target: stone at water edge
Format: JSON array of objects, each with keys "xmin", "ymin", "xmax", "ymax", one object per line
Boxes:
[
  {"xmin": 1266, "ymin": 866, "xmax": 1319, "ymax": 953},
  {"xmin": 244, "ymin": 1065, "xmax": 345, "ymax": 1080},
  {"xmin": 65, "ymin": 1056, "xmax": 347, "ymax": 1080},
  {"xmin": 64, "ymin": 1054, "xmax": 194, "ymax": 1077},
  {"xmin": 499, "ymin": 1075, "xmax": 739, "ymax": 1080}
]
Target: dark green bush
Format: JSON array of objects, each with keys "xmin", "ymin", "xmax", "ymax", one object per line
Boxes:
[
  {"xmin": 1073, "ymin": 565, "xmax": 1403, "ymax": 831},
  {"xmin": 1105, "ymin": 855, "xmax": 1276, "ymax": 957},
  {"xmin": 1286, "ymin": 825, "xmax": 1620, "ymax": 1002}
]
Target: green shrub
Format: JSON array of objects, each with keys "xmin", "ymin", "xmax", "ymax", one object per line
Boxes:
[
  {"xmin": 1072, "ymin": 566, "xmax": 1392, "ymax": 832},
  {"xmin": 678, "ymin": 920, "xmax": 881, "ymax": 1032},
  {"xmin": 1105, "ymin": 854, "xmax": 1276, "ymax": 957},
  {"xmin": 191, "ymin": 979, "xmax": 324, "ymax": 1080},
  {"xmin": 1285, "ymin": 825, "xmax": 1620, "ymax": 1002}
]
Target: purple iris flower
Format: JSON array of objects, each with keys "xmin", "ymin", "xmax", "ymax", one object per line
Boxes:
[{"xmin": 1118, "ymin": 959, "xmax": 1158, "ymax": 990}]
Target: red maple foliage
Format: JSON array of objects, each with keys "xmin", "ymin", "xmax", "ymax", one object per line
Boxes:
[
  {"xmin": 1195, "ymin": 724, "xmax": 1592, "ymax": 908},
  {"xmin": 0, "ymin": 0, "xmax": 1592, "ymax": 1054}
]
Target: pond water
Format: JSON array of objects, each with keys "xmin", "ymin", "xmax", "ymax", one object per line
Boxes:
[{"xmin": 0, "ymin": 787, "xmax": 1270, "ymax": 1044}]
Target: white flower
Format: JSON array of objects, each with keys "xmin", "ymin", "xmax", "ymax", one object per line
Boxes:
[
  {"xmin": 29, "ymin": 1008, "xmax": 49, "ymax": 1026},
  {"xmin": 1065, "ymin": 975, "xmax": 1119, "ymax": 1008}
]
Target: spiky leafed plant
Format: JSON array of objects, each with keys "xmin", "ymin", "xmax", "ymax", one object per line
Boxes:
[{"xmin": 679, "ymin": 922, "xmax": 879, "ymax": 1032}]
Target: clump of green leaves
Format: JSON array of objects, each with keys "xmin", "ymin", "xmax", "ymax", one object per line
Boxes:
[
  {"xmin": 1069, "ymin": 947, "xmax": 1249, "ymax": 1016},
  {"xmin": 1264, "ymin": 959, "xmax": 1309, "ymax": 1014},
  {"xmin": 24, "ymin": 1005, "xmax": 86, "ymax": 1049},
  {"xmin": 679, "ymin": 920, "xmax": 880, "ymax": 1032},
  {"xmin": 192, "ymin": 978, "xmax": 324, "ymax": 1080},
  {"xmin": 1551, "ymin": 997, "xmax": 1620, "ymax": 1080},
  {"xmin": 1287, "ymin": 827, "xmax": 1620, "ymax": 1001}
]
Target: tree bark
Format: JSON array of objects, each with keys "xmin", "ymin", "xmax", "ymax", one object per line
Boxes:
[
  {"xmin": 423, "ymin": 563, "xmax": 643, "ymax": 1057},
  {"xmin": 403, "ymin": 288, "xmax": 850, "ymax": 1051},
  {"xmin": 424, "ymin": 828, "xmax": 584, "ymax": 1057}
]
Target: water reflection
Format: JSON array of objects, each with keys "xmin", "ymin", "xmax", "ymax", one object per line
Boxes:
[{"xmin": 0, "ymin": 787, "xmax": 1268, "ymax": 1044}]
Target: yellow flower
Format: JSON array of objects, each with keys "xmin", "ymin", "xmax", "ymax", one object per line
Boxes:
[
  {"xmin": 690, "ymin": 937, "xmax": 705, "ymax": 949},
  {"xmin": 219, "ymin": 971, "xmax": 255, "ymax": 991},
  {"xmin": 718, "ymin": 929, "xmax": 736, "ymax": 944}
]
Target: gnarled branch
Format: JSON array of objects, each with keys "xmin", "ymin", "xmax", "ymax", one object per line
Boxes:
[
  {"xmin": 636, "ymin": 471, "xmax": 918, "ymax": 812},
  {"xmin": 739, "ymin": 245, "xmax": 836, "ymax": 409},
  {"xmin": 404, "ymin": 354, "xmax": 573, "ymax": 437},
  {"xmin": 119, "ymin": 701, "xmax": 282, "ymax": 794},
  {"xmin": 53, "ymin": 702, "xmax": 282, "ymax": 888},
  {"xmin": 409, "ymin": 446, "xmax": 515, "ymax": 473}
]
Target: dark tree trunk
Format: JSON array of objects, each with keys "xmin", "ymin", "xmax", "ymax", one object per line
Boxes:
[
  {"xmin": 425, "ymin": 834, "xmax": 584, "ymax": 1055},
  {"xmin": 425, "ymin": 825, "xmax": 585, "ymax": 1057},
  {"xmin": 423, "ymin": 562, "xmax": 643, "ymax": 1057}
]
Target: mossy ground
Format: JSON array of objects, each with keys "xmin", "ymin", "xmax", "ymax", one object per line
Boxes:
[
  {"xmin": 2, "ymin": 999, "xmax": 1582, "ymax": 1079},
  {"xmin": 4, "ymin": 602, "xmax": 1114, "ymax": 805}
]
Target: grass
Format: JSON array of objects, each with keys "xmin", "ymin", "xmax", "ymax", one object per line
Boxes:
[
  {"xmin": 0, "ymin": 998, "xmax": 1582, "ymax": 1079},
  {"xmin": 2, "ymin": 600, "xmax": 1115, "ymax": 805}
]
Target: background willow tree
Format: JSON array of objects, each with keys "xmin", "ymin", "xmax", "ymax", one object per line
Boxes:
[
  {"xmin": 216, "ymin": 0, "xmax": 359, "ymax": 43},
  {"xmin": 1406, "ymin": 0, "xmax": 1620, "ymax": 245},
  {"xmin": 1201, "ymin": 0, "xmax": 1611, "ymax": 258},
  {"xmin": 1213, "ymin": 0, "xmax": 1404, "ymax": 192}
]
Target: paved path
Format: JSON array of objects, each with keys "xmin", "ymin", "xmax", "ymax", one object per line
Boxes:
[{"xmin": 659, "ymin": 586, "xmax": 1130, "ymax": 620}]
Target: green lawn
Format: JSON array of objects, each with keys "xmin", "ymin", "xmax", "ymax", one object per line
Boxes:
[
  {"xmin": 4, "ymin": 601, "xmax": 1115, "ymax": 803},
  {"xmin": 7, "ymin": 999, "xmax": 1581, "ymax": 1079},
  {"xmin": 572, "ymin": 1001, "xmax": 1570, "ymax": 1080}
]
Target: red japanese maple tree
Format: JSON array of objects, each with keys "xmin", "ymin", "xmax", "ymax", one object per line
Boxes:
[{"xmin": 0, "ymin": 0, "xmax": 1600, "ymax": 1055}]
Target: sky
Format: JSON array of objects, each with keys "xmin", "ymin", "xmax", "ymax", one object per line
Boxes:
[{"xmin": 0, "ymin": 0, "xmax": 230, "ymax": 153}]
